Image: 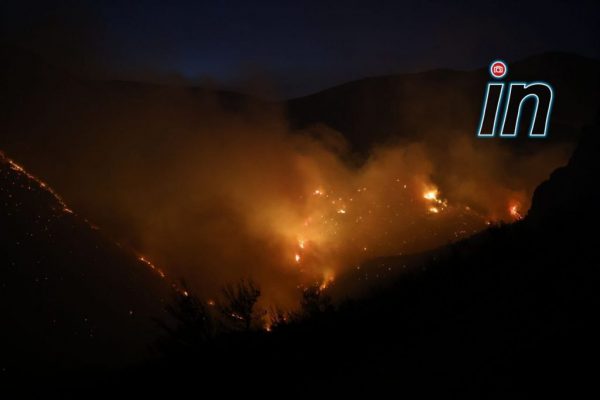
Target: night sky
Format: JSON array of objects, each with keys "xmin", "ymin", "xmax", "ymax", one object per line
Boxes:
[{"xmin": 2, "ymin": 0, "xmax": 599, "ymax": 96}]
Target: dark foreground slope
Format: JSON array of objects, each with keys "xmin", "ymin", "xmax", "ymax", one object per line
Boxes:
[
  {"xmin": 0, "ymin": 153, "xmax": 171, "ymax": 377},
  {"xmin": 123, "ymin": 119, "xmax": 600, "ymax": 395}
]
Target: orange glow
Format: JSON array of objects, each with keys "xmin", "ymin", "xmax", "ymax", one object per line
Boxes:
[
  {"xmin": 423, "ymin": 189, "xmax": 439, "ymax": 201},
  {"xmin": 423, "ymin": 185, "xmax": 447, "ymax": 214},
  {"xmin": 319, "ymin": 270, "xmax": 335, "ymax": 291},
  {"xmin": 3, "ymin": 121, "xmax": 558, "ymax": 313},
  {"xmin": 509, "ymin": 202, "xmax": 523, "ymax": 220}
]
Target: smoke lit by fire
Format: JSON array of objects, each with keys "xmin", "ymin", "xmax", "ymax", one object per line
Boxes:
[{"xmin": 0, "ymin": 92, "xmax": 571, "ymax": 311}]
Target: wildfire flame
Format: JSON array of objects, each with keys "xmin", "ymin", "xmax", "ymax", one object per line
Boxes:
[
  {"xmin": 2, "ymin": 134, "xmax": 545, "ymax": 315},
  {"xmin": 319, "ymin": 270, "xmax": 335, "ymax": 291},
  {"xmin": 423, "ymin": 186, "xmax": 448, "ymax": 213},
  {"xmin": 270, "ymin": 177, "xmax": 493, "ymax": 306},
  {"xmin": 423, "ymin": 189, "xmax": 439, "ymax": 201},
  {"xmin": 509, "ymin": 202, "xmax": 523, "ymax": 220}
]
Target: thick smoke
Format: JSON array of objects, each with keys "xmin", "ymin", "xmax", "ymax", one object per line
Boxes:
[{"xmin": 0, "ymin": 78, "xmax": 571, "ymax": 309}]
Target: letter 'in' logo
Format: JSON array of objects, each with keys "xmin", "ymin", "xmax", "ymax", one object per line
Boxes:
[{"xmin": 477, "ymin": 60, "xmax": 553, "ymax": 138}]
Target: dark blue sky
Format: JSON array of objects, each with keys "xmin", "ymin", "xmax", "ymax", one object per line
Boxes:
[{"xmin": 2, "ymin": 0, "xmax": 599, "ymax": 97}]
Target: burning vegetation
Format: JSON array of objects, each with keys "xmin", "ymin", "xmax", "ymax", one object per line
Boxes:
[{"xmin": 0, "ymin": 85, "xmax": 571, "ymax": 314}]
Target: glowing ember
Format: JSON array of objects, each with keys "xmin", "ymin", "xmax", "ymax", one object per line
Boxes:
[
  {"xmin": 139, "ymin": 256, "xmax": 154, "ymax": 268},
  {"xmin": 230, "ymin": 312, "xmax": 245, "ymax": 321},
  {"xmin": 138, "ymin": 255, "xmax": 167, "ymax": 278}
]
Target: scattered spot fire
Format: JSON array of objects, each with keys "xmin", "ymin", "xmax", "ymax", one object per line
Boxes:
[
  {"xmin": 1, "ymin": 151, "xmax": 73, "ymax": 215},
  {"xmin": 0, "ymin": 147, "xmax": 533, "ymax": 312},
  {"xmin": 0, "ymin": 150, "xmax": 173, "ymax": 284}
]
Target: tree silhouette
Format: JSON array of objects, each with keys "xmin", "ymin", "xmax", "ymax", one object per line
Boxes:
[
  {"xmin": 219, "ymin": 278, "xmax": 261, "ymax": 331},
  {"xmin": 157, "ymin": 281, "xmax": 215, "ymax": 352},
  {"xmin": 299, "ymin": 285, "xmax": 334, "ymax": 318},
  {"xmin": 265, "ymin": 306, "xmax": 290, "ymax": 331}
]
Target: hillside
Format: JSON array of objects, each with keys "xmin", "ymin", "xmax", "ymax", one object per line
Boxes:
[
  {"xmin": 284, "ymin": 116, "xmax": 600, "ymax": 391},
  {"xmin": 0, "ymin": 152, "xmax": 171, "ymax": 377},
  {"xmin": 130, "ymin": 117, "xmax": 600, "ymax": 394}
]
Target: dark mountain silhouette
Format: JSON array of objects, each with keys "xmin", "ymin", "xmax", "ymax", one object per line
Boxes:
[
  {"xmin": 0, "ymin": 151, "xmax": 171, "ymax": 378},
  {"xmin": 2, "ymin": 45, "xmax": 598, "ymax": 166},
  {"xmin": 287, "ymin": 52, "xmax": 600, "ymax": 153},
  {"xmin": 528, "ymin": 121, "xmax": 600, "ymax": 223}
]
